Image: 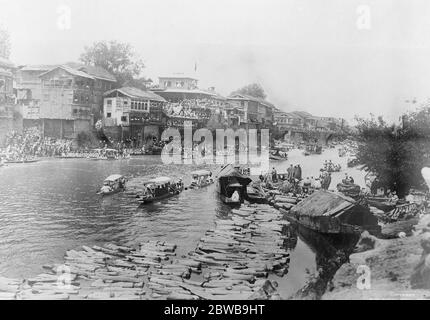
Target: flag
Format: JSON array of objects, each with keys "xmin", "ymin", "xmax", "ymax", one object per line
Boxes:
[{"xmin": 194, "ymin": 62, "xmax": 197, "ymax": 72}]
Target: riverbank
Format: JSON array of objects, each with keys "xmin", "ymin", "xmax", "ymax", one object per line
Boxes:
[{"xmin": 321, "ymin": 215, "xmax": 430, "ymax": 300}]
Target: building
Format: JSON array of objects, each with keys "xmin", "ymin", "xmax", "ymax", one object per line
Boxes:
[
  {"xmin": 16, "ymin": 65, "xmax": 54, "ymax": 125},
  {"xmin": 158, "ymin": 75, "xmax": 198, "ymax": 90},
  {"xmin": 76, "ymin": 64, "xmax": 116, "ymax": 120},
  {"xmin": 103, "ymin": 87, "xmax": 166, "ymax": 145},
  {"xmin": 274, "ymin": 111, "xmax": 304, "ymax": 130},
  {"xmin": 0, "ymin": 57, "xmax": 16, "ymax": 143},
  {"xmin": 290, "ymin": 111, "xmax": 318, "ymax": 129},
  {"xmin": 14, "ymin": 64, "xmax": 116, "ymax": 138},
  {"xmin": 227, "ymin": 93, "xmax": 276, "ymax": 129}
]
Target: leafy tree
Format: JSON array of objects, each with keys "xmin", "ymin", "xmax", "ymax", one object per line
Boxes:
[
  {"xmin": 79, "ymin": 41, "xmax": 144, "ymax": 86},
  {"xmin": 355, "ymin": 109, "xmax": 430, "ymax": 197},
  {"xmin": 0, "ymin": 27, "xmax": 11, "ymax": 59},
  {"xmin": 231, "ymin": 83, "xmax": 267, "ymax": 99}
]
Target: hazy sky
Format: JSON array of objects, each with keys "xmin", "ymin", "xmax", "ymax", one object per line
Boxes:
[{"xmin": 1, "ymin": 0, "xmax": 430, "ymax": 122}]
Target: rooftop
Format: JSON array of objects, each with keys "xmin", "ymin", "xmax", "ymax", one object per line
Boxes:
[
  {"xmin": 39, "ymin": 65, "xmax": 95, "ymax": 80},
  {"xmin": 104, "ymin": 87, "xmax": 166, "ymax": 102},
  {"xmin": 77, "ymin": 65, "xmax": 116, "ymax": 82}
]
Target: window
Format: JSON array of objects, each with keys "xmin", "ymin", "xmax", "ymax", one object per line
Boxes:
[
  {"xmin": 131, "ymin": 101, "xmax": 135, "ymax": 109},
  {"xmin": 107, "ymin": 112, "xmax": 111, "ymax": 118},
  {"xmin": 107, "ymin": 99, "xmax": 112, "ymax": 106},
  {"xmin": 123, "ymin": 100, "xmax": 128, "ymax": 106},
  {"xmin": 121, "ymin": 116, "xmax": 127, "ymax": 122}
]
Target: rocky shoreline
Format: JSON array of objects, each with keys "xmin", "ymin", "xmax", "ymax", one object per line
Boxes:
[{"xmin": 320, "ymin": 215, "xmax": 430, "ymax": 300}]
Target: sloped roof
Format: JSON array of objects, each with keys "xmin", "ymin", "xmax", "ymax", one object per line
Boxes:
[
  {"xmin": 227, "ymin": 93, "xmax": 261, "ymax": 102},
  {"xmin": 104, "ymin": 87, "xmax": 166, "ymax": 102},
  {"xmin": 78, "ymin": 65, "xmax": 116, "ymax": 82},
  {"xmin": 19, "ymin": 64, "xmax": 56, "ymax": 72},
  {"xmin": 290, "ymin": 190, "xmax": 359, "ymax": 217},
  {"xmin": 291, "ymin": 111, "xmax": 319, "ymax": 119},
  {"xmin": 159, "ymin": 75, "xmax": 198, "ymax": 80},
  {"xmin": 39, "ymin": 65, "xmax": 95, "ymax": 79}
]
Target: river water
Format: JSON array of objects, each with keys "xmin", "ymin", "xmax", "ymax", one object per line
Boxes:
[{"xmin": 0, "ymin": 147, "xmax": 365, "ymax": 298}]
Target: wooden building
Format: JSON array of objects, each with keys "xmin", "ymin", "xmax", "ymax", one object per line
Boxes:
[{"xmin": 103, "ymin": 87, "xmax": 166, "ymax": 145}]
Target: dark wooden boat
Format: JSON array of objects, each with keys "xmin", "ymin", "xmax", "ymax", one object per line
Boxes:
[
  {"xmin": 246, "ymin": 184, "xmax": 268, "ymax": 204},
  {"xmin": 366, "ymin": 196, "xmax": 397, "ymax": 212},
  {"xmin": 281, "ymin": 190, "xmax": 380, "ymax": 235},
  {"xmin": 138, "ymin": 177, "xmax": 183, "ymax": 204},
  {"xmin": 216, "ymin": 165, "xmax": 252, "ymax": 205}
]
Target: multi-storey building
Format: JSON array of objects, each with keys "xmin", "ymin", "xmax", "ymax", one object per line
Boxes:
[
  {"xmin": 227, "ymin": 93, "xmax": 275, "ymax": 129},
  {"xmin": 103, "ymin": 87, "xmax": 166, "ymax": 145},
  {"xmin": 0, "ymin": 57, "xmax": 15, "ymax": 142}
]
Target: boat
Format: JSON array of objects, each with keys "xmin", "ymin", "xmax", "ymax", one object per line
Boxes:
[
  {"xmin": 347, "ymin": 157, "xmax": 360, "ymax": 167},
  {"xmin": 5, "ymin": 158, "xmax": 40, "ymax": 164},
  {"xmin": 336, "ymin": 182, "xmax": 361, "ymax": 199},
  {"xmin": 303, "ymin": 144, "xmax": 322, "ymax": 156},
  {"xmin": 188, "ymin": 170, "xmax": 214, "ymax": 189},
  {"xmin": 320, "ymin": 163, "xmax": 341, "ymax": 172},
  {"xmin": 137, "ymin": 177, "xmax": 184, "ymax": 204},
  {"xmin": 216, "ymin": 164, "xmax": 252, "ymax": 205},
  {"xmin": 98, "ymin": 174, "xmax": 126, "ymax": 195},
  {"xmin": 282, "ymin": 190, "xmax": 381, "ymax": 235},
  {"xmin": 246, "ymin": 183, "xmax": 268, "ymax": 204},
  {"xmin": 269, "ymin": 148, "xmax": 288, "ymax": 161},
  {"xmin": 366, "ymin": 196, "xmax": 397, "ymax": 212}
]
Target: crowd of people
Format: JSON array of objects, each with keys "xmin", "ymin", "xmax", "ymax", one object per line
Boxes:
[
  {"xmin": 2, "ymin": 128, "xmax": 73, "ymax": 160},
  {"xmin": 163, "ymin": 99, "xmax": 219, "ymax": 120}
]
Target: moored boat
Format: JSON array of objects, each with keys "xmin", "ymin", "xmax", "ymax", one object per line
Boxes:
[{"xmin": 216, "ymin": 165, "xmax": 252, "ymax": 205}]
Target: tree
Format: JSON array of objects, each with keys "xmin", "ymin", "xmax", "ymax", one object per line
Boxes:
[
  {"xmin": 0, "ymin": 27, "xmax": 11, "ymax": 59},
  {"xmin": 355, "ymin": 109, "xmax": 430, "ymax": 197},
  {"xmin": 79, "ymin": 41, "xmax": 144, "ymax": 86},
  {"xmin": 231, "ymin": 83, "xmax": 267, "ymax": 99}
]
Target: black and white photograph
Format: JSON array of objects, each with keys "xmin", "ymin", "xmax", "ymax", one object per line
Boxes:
[{"xmin": 0, "ymin": 0, "xmax": 430, "ymax": 306}]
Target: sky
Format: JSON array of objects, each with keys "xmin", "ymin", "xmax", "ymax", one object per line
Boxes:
[{"xmin": 1, "ymin": 0, "xmax": 430, "ymax": 122}]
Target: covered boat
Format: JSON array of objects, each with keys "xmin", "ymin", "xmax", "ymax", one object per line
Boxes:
[
  {"xmin": 189, "ymin": 170, "xmax": 214, "ymax": 189},
  {"xmin": 216, "ymin": 165, "xmax": 252, "ymax": 204},
  {"xmin": 138, "ymin": 176, "xmax": 184, "ymax": 204},
  {"xmin": 283, "ymin": 190, "xmax": 380, "ymax": 235},
  {"xmin": 98, "ymin": 174, "xmax": 126, "ymax": 195}
]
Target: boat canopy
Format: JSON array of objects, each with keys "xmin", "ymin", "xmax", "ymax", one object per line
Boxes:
[
  {"xmin": 191, "ymin": 170, "xmax": 211, "ymax": 177},
  {"xmin": 104, "ymin": 174, "xmax": 123, "ymax": 182},
  {"xmin": 147, "ymin": 176, "xmax": 172, "ymax": 185}
]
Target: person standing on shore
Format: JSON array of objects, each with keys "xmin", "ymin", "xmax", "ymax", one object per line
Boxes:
[
  {"xmin": 296, "ymin": 164, "xmax": 302, "ymax": 180},
  {"xmin": 287, "ymin": 164, "xmax": 294, "ymax": 182}
]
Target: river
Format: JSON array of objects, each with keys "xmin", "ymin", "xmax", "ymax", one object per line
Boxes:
[{"xmin": 0, "ymin": 146, "xmax": 365, "ymax": 298}]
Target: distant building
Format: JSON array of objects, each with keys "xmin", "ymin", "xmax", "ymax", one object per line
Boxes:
[
  {"xmin": 14, "ymin": 64, "xmax": 116, "ymax": 138},
  {"xmin": 227, "ymin": 93, "xmax": 275, "ymax": 129},
  {"xmin": 103, "ymin": 87, "xmax": 166, "ymax": 145},
  {"xmin": 158, "ymin": 75, "xmax": 198, "ymax": 90},
  {"xmin": 0, "ymin": 57, "xmax": 16, "ymax": 142},
  {"xmin": 274, "ymin": 111, "xmax": 304, "ymax": 130},
  {"xmin": 16, "ymin": 65, "xmax": 54, "ymax": 122}
]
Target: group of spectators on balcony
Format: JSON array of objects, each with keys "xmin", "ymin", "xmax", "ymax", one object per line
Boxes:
[
  {"xmin": 163, "ymin": 99, "xmax": 223, "ymax": 120},
  {"xmin": 2, "ymin": 128, "xmax": 73, "ymax": 160}
]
